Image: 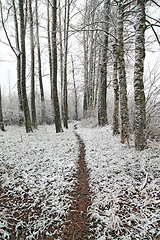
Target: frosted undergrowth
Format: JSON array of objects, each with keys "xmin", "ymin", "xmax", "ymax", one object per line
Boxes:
[
  {"xmin": 0, "ymin": 124, "xmax": 78, "ymax": 239},
  {"xmin": 77, "ymin": 123, "xmax": 160, "ymax": 240}
]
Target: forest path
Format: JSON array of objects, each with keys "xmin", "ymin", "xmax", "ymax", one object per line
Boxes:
[{"xmin": 61, "ymin": 125, "xmax": 95, "ymax": 239}]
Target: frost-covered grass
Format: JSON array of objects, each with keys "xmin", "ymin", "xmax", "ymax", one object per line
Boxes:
[
  {"xmin": 77, "ymin": 122, "xmax": 160, "ymax": 240},
  {"xmin": 0, "ymin": 122, "xmax": 160, "ymax": 240},
  {"xmin": 0, "ymin": 124, "xmax": 78, "ymax": 239}
]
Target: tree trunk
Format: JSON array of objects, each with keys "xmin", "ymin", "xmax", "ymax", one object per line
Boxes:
[
  {"xmin": 88, "ymin": 15, "xmax": 94, "ymax": 108},
  {"xmin": 71, "ymin": 55, "xmax": 78, "ymax": 121},
  {"xmin": 94, "ymin": 48, "xmax": 101, "ymax": 108},
  {"xmin": 113, "ymin": 43, "xmax": 120, "ymax": 135},
  {"xmin": 83, "ymin": 29, "xmax": 89, "ymax": 116},
  {"xmin": 63, "ymin": 0, "xmax": 71, "ymax": 129},
  {"xmin": 12, "ymin": 0, "xmax": 23, "ymax": 114},
  {"xmin": 0, "ymin": 86, "xmax": 5, "ymax": 131},
  {"xmin": 35, "ymin": 0, "xmax": 46, "ymax": 124},
  {"xmin": 98, "ymin": 0, "xmax": 110, "ymax": 126},
  {"xmin": 29, "ymin": 0, "xmax": 37, "ymax": 129},
  {"xmin": 19, "ymin": 0, "xmax": 32, "ymax": 133},
  {"xmin": 83, "ymin": 0, "xmax": 89, "ymax": 116},
  {"xmin": 117, "ymin": 1, "xmax": 129, "ymax": 143},
  {"xmin": 134, "ymin": 0, "xmax": 147, "ymax": 150},
  {"xmin": 51, "ymin": 0, "xmax": 63, "ymax": 133},
  {"xmin": 58, "ymin": 0, "xmax": 64, "ymax": 120},
  {"xmin": 47, "ymin": 0, "xmax": 54, "ymax": 121}
]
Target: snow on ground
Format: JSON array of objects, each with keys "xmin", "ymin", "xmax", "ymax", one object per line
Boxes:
[
  {"xmin": 77, "ymin": 121, "xmax": 160, "ymax": 240},
  {"xmin": 0, "ymin": 121, "xmax": 160, "ymax": 240},
  {"xmin": 0, "ymin": 124, "xmax": 78, "ymax": 239}
]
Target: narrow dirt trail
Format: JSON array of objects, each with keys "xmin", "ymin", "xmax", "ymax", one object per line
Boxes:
[{"xmin": 62, "ymin": 127, "xmax": 95, "ymax": 239}]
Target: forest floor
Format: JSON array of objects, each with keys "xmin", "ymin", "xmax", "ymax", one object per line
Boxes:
[
  {"xmin": 0, "ymin": 121, "xmax": 160, "ymax": 239},
  {"xmin": 61, "ymin": 128, "xmax": 96, "ymax": 239}
]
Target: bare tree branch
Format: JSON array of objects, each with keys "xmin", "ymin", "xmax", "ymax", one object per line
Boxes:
[
  {"xmin": 146, "ymin": 19, "xmax": 160, "ymax": 46},
  {"xmin": 0, "ymin": 0, "xmax": 17, "ymax": 56},
  {"xmin": 150, "ymin": 0, "xmax": 160, "ymax": 8}
]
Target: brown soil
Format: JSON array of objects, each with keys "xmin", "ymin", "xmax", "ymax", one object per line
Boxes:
[{"xmin": 61, "ymin": 130, "xmax": 95, "ymax": 239}]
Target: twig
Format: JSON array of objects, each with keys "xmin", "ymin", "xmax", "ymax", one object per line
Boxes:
[
  {"xmin": 76, "ymin": 222, "xmax": 83, "ymax": 230},
  {"xmin": 140, "ymin": 172, "xmax": 148, "ymax": 190}
]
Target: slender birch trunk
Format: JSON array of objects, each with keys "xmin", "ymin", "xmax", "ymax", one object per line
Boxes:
[
  {"xmin": 113, "ymin": 42, "xmax": 120, "ymax": 135},
  {"xmin": 71, "ymin": 55, "xmax": 78, "ymax": 121},
  {"xmin": 63, "ymin": 0, "xmax": 70, "ymax": 129},
  {"xmin": 0, "ymin": 86, "xmax": 5, "ymax": 131},
  {"xmin": 134, "ymin": 0, "xmax": 147, "ymax": 150},
  {"xmin": 88, "ymin": 6, "xmax": 95, "ymax": 108},
  {"xmin": 98, "ymin": 0, "xmax": 110, "ymax": 126},
  {"xmin": 58, "ymin": 0, "xmax": 64, "ymax": 120},
  {"xmin": 12, "ymin": 0, "xmax": 23, "ymax": 114},
  {"xmin": 94, "ymin": 48, "xmax": 101, "ymax": 108},
  {"xmin": 29, "ymin": 0, "xmax": 37, "ymax": 129},
  {"xmin": 117, "ymin": 1, "xmax": 129, "ymax": 143},
  {"xmin": 19, "ymin": 0, "xmax": 32, "ymax": 133},
  {"xmin": 47, "ymin": 0, "xmax": 54, "ymax": 121},
  {"xmin": 51, "ymin": 0, "xmax": 63, "ymax": 133},
  {"xmin": 83, "ymin": 29, "xmax": 89, "ymax": 115},
  {"xmin": 83, "ymin": 0, "xmax": 89, "ymax": 116},
  {"xmin": 47, "ymin": 0, "xmax": 53, "ymax": 98},
  {"xmin": 35, "ymin": 0, "xmax": 46, "ymax": 124}
]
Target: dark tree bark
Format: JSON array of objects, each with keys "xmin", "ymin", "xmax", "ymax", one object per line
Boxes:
[
  {"xmin": 0, "ymin": 86, "xmax": 5, "ymax": 132},
  {"xmin": 88, "ymin": 0, "xmax": 95, "ymax": 108},
  {"xmin": 29, "ymin": 0, "xmax": 37, "ymax": 129},
  {"xmin": 19, "ymin": 0, "xmax": 32, "ymax": 133},
  {"xmin": 113, "ymin": 43, "xmax": 120, "ymax": 135},
  {"xmin": 94, "ymin": 48, "xmax": 101, "ymax": 108},
  {"xmin": 83, "ymin": 0, "xmax": 89, "ymax": 116},
  {"xmin": 35, "ymin": 0, "xmax": 46, "ymax": 124},
  {"xmin": 58, "ymin": 0, "xmax": 64, "ymax": 122},
  {"xmin": 47, "ymin": 0, "xmax": 53, "ymax": 102},
  {"xmin": 51, "ymin": 0, "xmax": 63, "ymax": 133},
  {"xmin": 71, "ymin": 55, "xmax": 78, "ymax": 121},
  {"xmin": 134, "ymin": 0, "xmax": 147, "ymax": 150},
  {"xmin": 98, "ymin": 0, "xmax": 110, "ymax": 126},
  {"xmin": 12, "ymin": 0, "xmax": 23, "ymax": 114},
  {"xmin": 117, "ymin": 0, "xmax": 129, "ymax": 143},
  {"xmin": 63, "ymin": 0, "xmax": 70, "ymax": 129}
]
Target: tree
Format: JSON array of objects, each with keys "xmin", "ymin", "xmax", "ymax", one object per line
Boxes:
[
  {"xmin": 47, "ymin": 0, "xmax": 54, "ymax": 115},
  {"xmin": 82, "ymin": 2, "xmax": 89, "ymax": 116},
  {"xmin": 29, "ymin": 0, "xmax": 37, "ymax": 129},
  {"xmin": 94, "ymin": 48, "xmax": 101, "ymax": 108},
  {"xmin": 12, "ymin": 0, "xmax": 23, "ymax": 114},
  {"xmin": 0, "ymin": 86, "xmax": 5, "ymax": 131},
  {"xmin": 87, "ymin": 0, "xmax": 97, "ymax": 109},
  {"xmin": 112, "ymin": 41, "xmax": 120, "ymax": 135},
  {"xmin": 51, "ymin": 0, "xmax": 63, "ymax": 133},
  {"xmin": 19, "ymin": 0, "xmax": 32, "ymax": 133},
  {"xmin": 71, "ymin": 55, "xmax": 78, "ymax": 120},
  {"xmin": 35, "ymin": 0, "xmax": 46, "ymax": 124},
  {"xmin": 63, "ymin": 0, "xmax": 72, "ymax": 129},
  {"xmin": 58, "ymin": 0, "xmax": 64, "ymax": 121},
  {"xmin": 117, "ymin": 0, "xmax": 129, "ymax": 143},
  {"xmin": 134, "ymin": 0, "xmax": 147, "ymax": 150},
  {"xmin": 98, "ymin": 0, "xmax": 110, "ymax": 126},
  {"xmin": 81, "ymin": 0, "xmax": 102, "ymax": 117}
]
